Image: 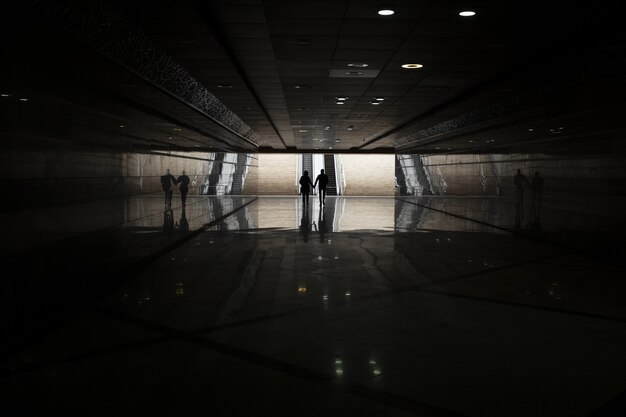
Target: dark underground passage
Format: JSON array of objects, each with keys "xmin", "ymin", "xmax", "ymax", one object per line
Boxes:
[{"xmin": 2, "ymin": 1, "xmax": 626, "ymax": 416}]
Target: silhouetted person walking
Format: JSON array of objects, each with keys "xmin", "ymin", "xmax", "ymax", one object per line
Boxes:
[
  {"xmin": 314, "ymin": 169, "xmax": 329, "ymax": 205},
  {"xmin": 514, "ymin": 168, "xmax": 530, "ymax": 204},
  {"xmin": 299, "ymin": 170, "xmax": 314, "ymax": 205},
  {"xmin": 160, "ymin": 169, "xmax": 177, "ymax": 208},
  {"xmin": 177, "ymin": 170, "xmax": 190, "ymax": 206}
]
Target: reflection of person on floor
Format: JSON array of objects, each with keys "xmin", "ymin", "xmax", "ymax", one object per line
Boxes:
[
  {"xmin": 299, "ymin": 170, "xmax": 314, "ymax": 205},
  {"xmin": 513, "ymin": 169, "xmax": 530, "ymax": 219},
  {"xmin": 529, "ymin": 172, "xmax": 544, "ymax": 233},
  {"xmin": 318, "ymin": 206, "xmax": 327, "ymax": 242},
  {"xmin": 163, "ymin": 208, "xmax": 174, "ymax": 235},
  {"xmin": 160, "ymin": 169, "xmax": 177, "ymax": 207},
  {"xmin": 299, "ymin": 207, "xmax": 310, "ymax": 242},
  {"xmin": 179, "ymin": 207, "xmax": 189, "ymax": 233},
  {"xmin": 313, "ymin": 169, "xmax": 328, "ymax": 205},
  {"xmin": 531, "ymin": 171, "xmax": 544, "ymax": 210},
  {"xmin": 177, "ymin": 170, "xmax": 191, "ymax": 206}
]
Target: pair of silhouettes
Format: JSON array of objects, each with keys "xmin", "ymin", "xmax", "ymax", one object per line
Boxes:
[
  {"xmin": 160, "ymin": 169, "xmax": 191, "ymax": 207},
  {"xmin": 299, "ymin": 169, "xmax": 328, "ymax": 205}
]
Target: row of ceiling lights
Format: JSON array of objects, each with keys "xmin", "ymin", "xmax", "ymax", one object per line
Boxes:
[
  {"xmin": 295, "ymin": 8, "xmax": 476, "ymax": 140},
  {"xmin": 335, "ymin": 96, "xmax": 385, "ymax": 105},
  {"xmin": 377, "ymin": 5, "xmax": 476, "ymax": 17}
]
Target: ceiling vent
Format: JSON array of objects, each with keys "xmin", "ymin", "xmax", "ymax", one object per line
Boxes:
[{"xmin": 329, "ymin": 69, "xmax": 380, "ymax": 78}]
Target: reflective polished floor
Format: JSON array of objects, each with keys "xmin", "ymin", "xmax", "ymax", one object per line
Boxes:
[{"xmin": 2, "ymin": 195, "xmax": 626, "ymax": 416}]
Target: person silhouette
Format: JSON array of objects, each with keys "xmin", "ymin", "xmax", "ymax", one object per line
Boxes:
[
  {"xmin": 177, "ymin": 170, "xmax": 191, "ymax": 206},
  {"xmin": 314, "ymin": 169, "xmax": 329, "ymax": 205},
  {"xmin": 160, "ymin": 169, "xmax": 177, "ymax": 207},
  {"xmin": 513, "ymin": 169, "xmax": 530, "ymax": 219},
  {"xmin": 299, "ymin": 170, "xmax": 314, "ymax": 205}
]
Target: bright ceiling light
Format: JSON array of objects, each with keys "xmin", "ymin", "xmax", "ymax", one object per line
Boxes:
[
  {"xmin": 459, "ymin": 11, "xmax": 476, "ymax": 17},
  {"xmin": 377, "ymin": 7, "xmax": 395, "ymax": 16},
  {"xmin": 371, "ymin": 101, "xmax": 381, "ymax": 105},
  {"xmin": 336, "ymin": 96, "xmax": 348, "ymax": 101},
  {"xmin": 402, "ymin": 63, "xmax": 423, "ymax": 69},
  {"xmin": 347, "ymin": 63, "xmax": 369, "ymax": 68},
  {"xmin": 375, "ymin": 97, "xmax": 385, "ymax": 101},
  {"xmin": 336, "ymin": 101, "xmax": 345, "ymax": 105}
]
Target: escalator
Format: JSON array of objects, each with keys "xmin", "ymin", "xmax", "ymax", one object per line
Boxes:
[
  {"xmin": 323, "ymin": 154, "xmax": 337, "ymax": 196},
  {"xmin": 302, "ymin": 153, "xmax": 312, "ymax": 175},
  {"xmin": 205, "ymin": 152, "xmax": 224, "ymax": 195},
  {"xmin": 230, "ymin": 153, "xmax": 248, "ymax": 194}
]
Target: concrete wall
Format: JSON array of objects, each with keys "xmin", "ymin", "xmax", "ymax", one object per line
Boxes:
[
  {"xmin": 257, "ymin": 154, "xmax": 298, "ymax": 195},
  {"xmin": 338, "ymin": 154, "xmax": 395, "ymax": 196},
  {"xmin": 241, "ymin": 155, "xmax": 259, "ymax": 195},
  {"xmin": 421, "ymin": 154, "xmax": 498, "ymax": 196},
  {"xmin": 124, "ymin": 151, "xmax": 213, "ymax": 196}
]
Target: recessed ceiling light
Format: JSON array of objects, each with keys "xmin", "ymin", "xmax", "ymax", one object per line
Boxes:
[
  {"xmin": 459, "ymin": 11, "xmax": 476, "ymax": 17},
  {"xmin": 294, "ymin": 84, "xmax": 311, "ymax": 89},
  {"xmin": 19, "ymin": 98, "xmax": 28, "ymax": 102},
  {"xmin": 336, "ymin": 101, "xmax": 345, "ymax": 105},
  {"xmin": 119, "ymin": 125, "xmax": 125, "ymax": 128},
  {"xmin": 347, "ymin": 126, "xmax": 355, "ymax": 131},
  {"xmin": 298, "ymin": 129, "xmax": 308, "ymax": 133},
  {"xmin": 335, "ymin": 138, "xmax": 340, "ymax": 142},
  {"xmin": 328, "ymin": 146, "xmax": 333, "ymax": 149},
  {"xmin": 336, "ymin": 96, "xmax": 348, "ymax": 101},
  {"xmin": 377, "ymin": 6, "xmax": 395, "ymax": 16},
  {"xmin": 173, "ymin": 128, "xmax": 182, "ymax": 131},
  {"xmin": 216, "ymin": 84, "xmax": 233, "ymax": 88},
  {"xmin": 375, "ymin": 97, "xmax": 385, "ymax": 101},
  {"xmin": 1, "ymin": 93, "xmax": 10, "ymax": 97},
  {"xmin": 528, "ymin": 128, "xmax": 534, "ymax": 132},
  {"xmin": 344, "ymin": 71, "xmax": 364, "ymax": 76},
  {"xmin": 347, "ymin": 63, "xmax": 369, "ymax": 68},
  {"xmin": 371, "ymin": 101, "xmax": 381, "ymax": 105},
  {"xmin": 402, "ymin": 63, "xmax": 423, "ymax": 69}
]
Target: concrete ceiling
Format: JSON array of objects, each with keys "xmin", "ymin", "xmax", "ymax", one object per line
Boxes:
[{"xmin": 4, "ymin": 0, "xmax": 626, "ymax": 155}]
